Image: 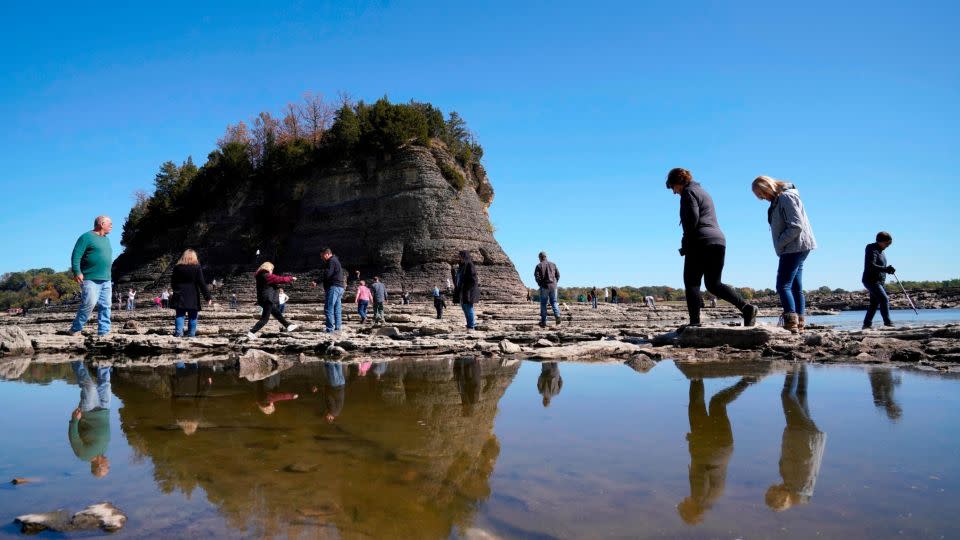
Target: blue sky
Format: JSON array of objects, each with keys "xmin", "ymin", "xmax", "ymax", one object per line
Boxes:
[{"xmin": 2, "ymin": 1, "xmax": 957, "ymax": 290}]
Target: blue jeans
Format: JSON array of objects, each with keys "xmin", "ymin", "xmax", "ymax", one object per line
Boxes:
[
  {"xmin": 357, "ymin": 300, "xmax": 369, "ymax": 321},
  {"xmin": 539, "ymin": 287, "xmax": 560, "ymax": 324},
  {"xmin": 777, "ymin": 250, "xmax": 810, "ymax": 315},
  {"xmin": 70, "ymin": 280, "xmax": 112, "ymax": 335},
  {"xmin": 72, "ymin": 361, "xmax": 111, "ymax": 411},
  {"xmin": 279, "ymin": 303, "xmax": 286, "ymax": 315},
  {"xmin": 325, "ymin": 286, "xmax": 345, "ymax": 331},
  {"xmin": 592, "ymin": 296, "xmax": 598, "ymax": 309},
  {"xmin": 462, "ymin": 303, "xmax": 475, "ymax": 329},
  {"xmin": 174, "ymin": 309, "xmax": 199, "ymax": 337},
  {"xmin": 863, "ymin": 281, "xmax": 892, "ymax": 326}
]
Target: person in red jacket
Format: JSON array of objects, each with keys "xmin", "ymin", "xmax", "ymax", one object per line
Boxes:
[{"xmin": 247, "ymin": 262, "xmax": 299, "ymax": 339}]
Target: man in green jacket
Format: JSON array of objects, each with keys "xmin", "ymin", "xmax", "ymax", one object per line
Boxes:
[
  {"xmin": 68, "ymin": 216, "xmax": 113, "ymax": 336},
  {"xmin": 69, "ymin": 361, "xmax": 111, "ymax": 478}
]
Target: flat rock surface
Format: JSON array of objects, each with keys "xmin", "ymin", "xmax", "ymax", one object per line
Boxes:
[{"xmin": 2, "ymin": 302, "xmax": 959, "ymax": 370}]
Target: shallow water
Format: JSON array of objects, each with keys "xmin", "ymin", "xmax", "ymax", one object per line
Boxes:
[
  {"xmin": 1, "ymin": 357, "xmax": 958, "ymax": 539},
  {"xmin": 759, "ymin": 307, "xmax": 960, "ymax": 330}
]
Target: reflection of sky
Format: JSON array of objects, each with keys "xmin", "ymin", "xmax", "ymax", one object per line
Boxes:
[
  {"xmin": 758, "ymin": 307, "xmax": 960, "ymax": 330},
  {"xmin": 484, "ymin": 361, "xmax": 960, "ymax": 539},
  {"xmin": 1, "ymin": 361, "xmax": 959, "ymax": 539}
]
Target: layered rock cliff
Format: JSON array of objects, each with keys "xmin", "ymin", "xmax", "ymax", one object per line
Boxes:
[{"xmin": 113, "ymin": 143, "xmax": 525, "ymax": 302}]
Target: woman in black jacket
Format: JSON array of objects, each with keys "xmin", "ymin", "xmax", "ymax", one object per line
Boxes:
[
  {"xmin": 170, "ymin": 249, "xmax": 212, "ymax": 337},
  {"xmin": 453, "ymin": 250, "xmax": 481, "ymax": 330},
  {"xmin": 666, "ymin": 168, "xmax": 758, "ymax": 329}
]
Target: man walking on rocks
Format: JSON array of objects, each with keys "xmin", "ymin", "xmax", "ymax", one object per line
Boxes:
[
  {"xmin": 534, "ymin": 251, "xmax": 561, "ymax": 328},
  {"xmin": 862, "ymin": 231, "xmax": 897, "ymax": 329},
  {"xmin": 67, "ymin": 216, "xmax": 114, "ymax": 337},
  {"xmin": 321, "ymin": 247, "xmax": 345, "ymax": 333},
  {"xmin": 370, "ymin": 276, "xmax": 388, "ymax": 325}
]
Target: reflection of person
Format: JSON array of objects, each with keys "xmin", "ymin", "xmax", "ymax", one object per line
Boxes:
[
  {"xmin": 453, "ymin": 357, "xmax": 482, "ymax": 416},
  {"xmin": 537, "ymin": 362, "xmax": 563, "ymax": 407},
  {"xmin": 323, "ymin": 361, "xmax": 345, "ymax": 423},
  {"xmin": 766, "ymin": 365, "xmax": 827, "ymax": 512},
  {"xmin": 69, "ymin": 361, "xmax": 111, "ymax": 478},
  {"xmin": 868, "ymin": 368, "xmax": 903, "ymax": 421},
  {"xmin": 678, "ymin": 377, "xmax": 755, "ymax": 524},
  {"xmin": 171, "ymin": 362, "xmax": 214, "ymax": 434},
  {"xmin": 254, "ymin": 375, "xmax": 299, "ymax": 415}
]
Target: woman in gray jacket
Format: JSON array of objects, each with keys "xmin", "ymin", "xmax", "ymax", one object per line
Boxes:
[{"xmin": 752, "ymin": 176, "xmax": 817, "ymax": 333}]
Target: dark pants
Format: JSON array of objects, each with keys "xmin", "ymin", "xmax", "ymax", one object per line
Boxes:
[
  {"xmin": 434, "ymin": 298, "xmax": 444, "ymax": 319},
  {"xmin": 684, "ymin": 245, "xmax": 746, "ymax": 324},
  {"xmin": 250, "ymin": 303, "xmax": 291, "ymax": 333},
  {"xmin": 863, "ymin": 281, "xmax": 892, "ymax": 326}
]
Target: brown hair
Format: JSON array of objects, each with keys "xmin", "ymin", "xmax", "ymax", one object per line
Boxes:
[
  {"xmin": 666, "ymin": 168, "xmax": 693, "ymax": 189},
  {"xmin": 176, "ymin": 249, "xmax": 200, "ymax": 266}
]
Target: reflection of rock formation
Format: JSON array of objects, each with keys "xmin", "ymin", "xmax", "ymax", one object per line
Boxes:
[
  {"xmin": 868, "ymin": 368, "xmax": 903, "ymax": 421},
  {"xmin": 112, "ymin": 356, "xmax": 518, "ymax": 538}
]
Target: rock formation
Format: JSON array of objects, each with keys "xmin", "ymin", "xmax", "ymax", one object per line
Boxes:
[{"xmin": 112, "ymin": 144, "xmax": 525, "ymax": 302}]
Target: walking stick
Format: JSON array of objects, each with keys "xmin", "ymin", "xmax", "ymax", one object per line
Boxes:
[{"xmin": 892, "ymin": 273, "xmax": 919, "ymax": 315}]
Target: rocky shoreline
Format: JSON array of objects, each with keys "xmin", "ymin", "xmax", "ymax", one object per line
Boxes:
[{"xmin": 1, "ymin": 301, "xmax": 958, "ymax": 372}]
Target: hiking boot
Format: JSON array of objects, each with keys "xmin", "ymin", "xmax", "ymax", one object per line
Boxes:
[
  {"xmin": 798, "ymin": 315, "xmax": 806, "ymax": 334},
  {"xmin": 741, "ymin": 304, "xmax": 758, "ymax": 327},
  {"xmin": 538, "ymin": 321, "xmax": 547, "ymax": 328},
  {"xmin": 783, "ymin": 313, "xmax": 800, "ymax": 334},
  {"xmin": 555, "ymin": 315, "xmax": 562, "ymax": 326},
  {"xmin": 246, "ymin": 332, "xmax": 259, "ymax": 340},
  {"xmin": 861, "ymin": 324, "xmax": 873, "ymax": 331},
  {"xmin": 883, "ymin": 322, "xmax": 895, "ymax": 328}
]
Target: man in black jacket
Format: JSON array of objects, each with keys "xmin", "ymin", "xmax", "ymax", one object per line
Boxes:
[
  {"xmin": 862, "ymin": 231, "xmax": 896, "ymax": 329},
  {"xmin": 534, "ymin": 251, "xmax": 561, "ymax": 327},
  {"xmin": 321, "ymin": 248, "xmax": 345, "ymax": 333}
]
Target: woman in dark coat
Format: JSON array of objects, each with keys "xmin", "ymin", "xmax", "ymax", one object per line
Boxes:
[
  {"xmin": 170, "ymin": 249, "xmax": 212, "ymax": 337},
  {"xmin": 247, "ymin": 261, "xmax": 298, "ymax": 339},
  {"xmin": 666, "ymin": 168, "xmax": 758, "ymax": 329},
  {"xmin": 453, "ymin": 250, "xmax": 480, "ymax": 330}
]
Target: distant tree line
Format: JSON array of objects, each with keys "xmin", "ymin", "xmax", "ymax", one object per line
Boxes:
[
  {"xmin": 121, "ymin": 93, "xmax": 485, "ymax": 251},
  {"xmin": 528, "ymin": 278, "xmax": 959, "ymax": 303},
  {"xmin": 0, "ymin": 268, "xmax": 80, "ymax": 310}
]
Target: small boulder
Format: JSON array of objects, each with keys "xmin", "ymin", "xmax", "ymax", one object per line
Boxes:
[
  {"xmin": 498, "ymin": 339, "xmax": 521, "ymax": 354},
  {"xmin": 374, "ymin": 326, "xmax": 401, "ymax": 339},
  {"xmin": 15, "ymin": 503, "xmax": 125, "ymax": 533},
  {"xmin": 534, "ymin": 339, "xmax": 554, "ymax": 348},
  {"xmin": 0, "ymin": 326, "xmax": 34, "ymax": 356},
  {"xmin": 678, "ymin": 325, "xmax": 778, "ymax": 349}
]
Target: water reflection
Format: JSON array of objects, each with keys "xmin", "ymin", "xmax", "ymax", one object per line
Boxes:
[
  {"xmin": 110, "ymin": 356, "xmax": 519, "ymax": 538},
  {"xmin": 868, "ymin": 368, "xmax": 903, "ymax": 421},
  {"xmin": 537, "ymin": 362, "xmax": 563, "ymax": 407},
  {"xmin": 678, "ymin": 376, "xmax": 757, "ymax": 524},
  {"xmin": 767, "ymin": 365, "xmax": 827, "ymax": 511},
  {"xmin": 69, "ymin": 360, "xmax": 111, "ymax": 478}
]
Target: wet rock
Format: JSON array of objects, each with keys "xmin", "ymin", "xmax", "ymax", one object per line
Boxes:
[
  {"xmin": 238, "ymin": 349, "xmax": 295, "ymax": 381},
  {"xmin": 650, "ymin": 330, "xmax": 680, "ymax": 346},
  {"xmin": 10, "ymin": 477, "xmax": 31, "ymax": 485},
  {"xmin": 529, "ymin": 340, "xmax": 643, "ymax": 360},
  {"xmin": 498, "ymin": 339, "xmax": 521, "ymax": 354},
  {"xmin": 122, "ymin": 320, "xmax": 144, "ymax": 334},
  {"xmin": 0, "ymin": 326, "xmax": 33, "ymax": 356},
  {"xmin": 15, "ymin": 503, "xmax": 126, "ymax": 533},
  {"xmin": 373, "ymin": 326, "xmax": 401, "ymax": 339},
  {"xmin": 678, "ymin": 325, "xmax": 781, "ymax": 349},
  {"xmin": 326, "ymin": 345, "xmax": 348, "ymax": 357},
  {"xmin": 804, "ymin": 334, "xmax": 824, "ymax": 347},
  {"xmin": 283, "ymin": 462, "xmax": 318, "ymax": 473},
  {"xmin": 625, "ymin": 354, "xmax": 656, "ymax": 373}
]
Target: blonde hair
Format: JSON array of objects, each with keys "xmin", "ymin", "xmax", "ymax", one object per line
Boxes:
[
  {"xmin": 176, "ymin": 249, "xmax": 200, "ymax": 266},
  {"xmin": 752, "ymin": 175, "xmax": 790, "ymax": 199},
  {"xmin": 256, "ymin": 261, "xmax": 275, "ymax": 274}
]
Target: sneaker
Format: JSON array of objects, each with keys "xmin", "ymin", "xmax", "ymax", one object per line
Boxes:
[
  {"xmin": 677, "ymin": 323, "xmax": 701, "ymax": 334},
  {"xmin": 742, "ymin": 304, "xmax": 758, "ymax": 327},
  {"xmin": 861, "ymin": 324, "xmax": 873, "ymax": 331},
  {"xmin": 538, "ymin": 321, "xmax": 547, "ymax": 328},
  {"xmin": 285, "ymin": 324, "xmax": 299, "ymax": 332},
  {"xmin": 883, "ymin": 322, "xmax": 895, "ymax": 328},
  {"xmin": 246, "ymin": 332, "xmax": 259, "ymax": 340}
]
